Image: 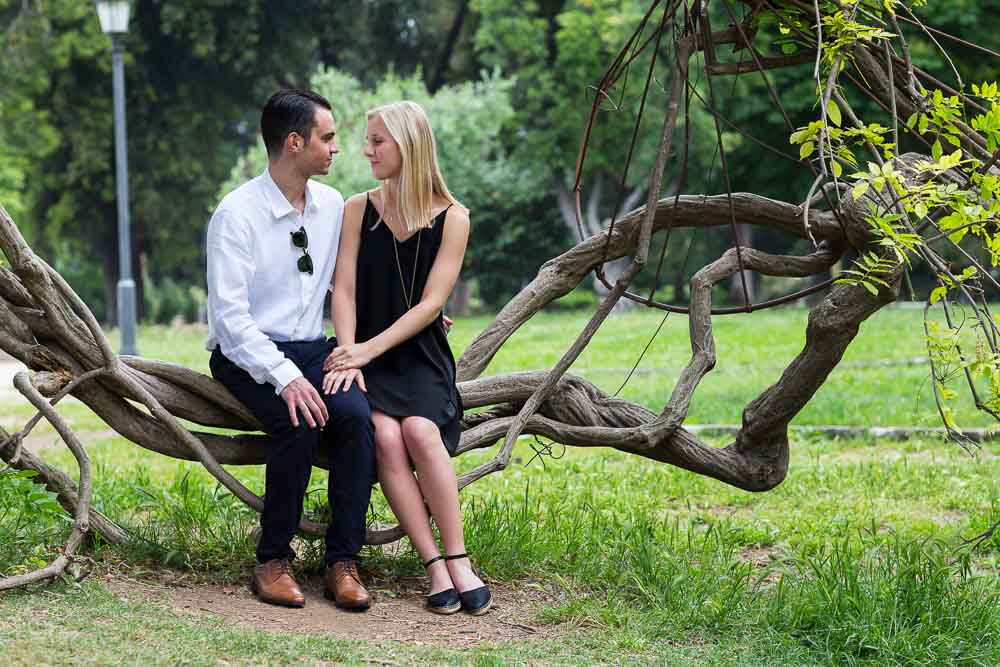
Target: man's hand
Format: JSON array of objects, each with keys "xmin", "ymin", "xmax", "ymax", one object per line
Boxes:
[
  {"xmin": 280, "ymin": 377, "xmax": 328, "ymax": 429},
  {"xmin": 323, "ymin": 342, "xmax": 377, "ymax": 372},
  {"xmin": 442, "ymin": 314, "xmax": 454, "ymax": 335},
  {"xmin": 322, "ymin": 368, "xmax": 367, "ymax": 395}
]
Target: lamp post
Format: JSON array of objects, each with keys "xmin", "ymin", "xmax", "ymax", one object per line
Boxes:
[{"xmin": 95, "ymin": 0, "xmax": 137, "ymax": 356}]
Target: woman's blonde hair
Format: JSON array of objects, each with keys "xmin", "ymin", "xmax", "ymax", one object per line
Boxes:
[{"xmin": 367, "ymin": 100, "xmax": 461, "ymax": 232}]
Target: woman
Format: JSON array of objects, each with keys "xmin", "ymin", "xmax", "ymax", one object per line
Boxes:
[{"xmin": 322, "ymin": 101, "xmax": 491, "ymax": 615}]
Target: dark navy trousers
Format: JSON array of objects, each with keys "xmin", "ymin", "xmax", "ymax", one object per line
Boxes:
[{"xmin": 210, "ymin": 338, "xmax": 375, "ymax": 565}]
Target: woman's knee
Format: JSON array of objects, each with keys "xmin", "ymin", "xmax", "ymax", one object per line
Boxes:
[
  {"xmin": 401, "ymin": 418, "xmax": 443, "ymax": 461},
  {"xmin": 373, "ymin": 416, "xmax": 408, "ymax": 468},
  {"xmin": 375, "ymin": 428, "xmax": 407, "ymax": 464}
]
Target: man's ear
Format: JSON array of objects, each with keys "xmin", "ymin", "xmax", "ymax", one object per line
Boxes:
[{"xmin": 285, "ymin": 132, "xmax": 303, "ymax": 154}]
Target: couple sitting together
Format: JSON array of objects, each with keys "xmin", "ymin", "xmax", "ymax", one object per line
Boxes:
[{"xmin": 206, "ymin": 89, "xmax": 489, "ymax": 616}]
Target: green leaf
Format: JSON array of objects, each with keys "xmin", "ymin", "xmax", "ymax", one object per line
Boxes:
[
  {"xmin": 852, "ymin": 181, "xmax": 870, "ymax": 199},
  {"xmin": 832, "ymin": 160, "xmax": 843, "ymax": 177},
  {"xmin": 800, "ymin": 141, "xmax": 815, "ymax": 159},
  {"xmin": 827, "ymin": 99, "xmax": 842, "ymax": 127},
  {"xmin": 932, "ymin": 139, "xmax": 943, "ymax": 161},
  {"xmin": 929, "ymin": 286, "xmax": 946, "ymax": 304},
  {"xmin": 861, "ymin": 281, "xmax": 879, "ymax": 295}
]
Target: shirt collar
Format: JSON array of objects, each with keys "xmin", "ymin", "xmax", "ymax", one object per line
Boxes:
[{"xmin": 261, "ymin": 168, "xmax": 318, "ymax": 221}]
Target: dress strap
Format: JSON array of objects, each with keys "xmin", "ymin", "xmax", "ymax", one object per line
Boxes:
[{"xmin": 365, "ymin": 191, "xmax": 384, "ymax": 231}]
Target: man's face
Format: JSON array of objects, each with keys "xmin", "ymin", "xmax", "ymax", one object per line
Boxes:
[{"xmin": 296, "ymin": 106, "xmax": 339, "ymax": 177}]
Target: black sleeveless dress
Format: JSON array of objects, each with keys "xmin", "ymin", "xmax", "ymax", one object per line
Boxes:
[{"xmin": 354, "ymin": 194, "xmax": 463, "ymax": 456}]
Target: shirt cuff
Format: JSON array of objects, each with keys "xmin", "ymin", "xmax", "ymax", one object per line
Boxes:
[{"xmin": 268, "ymin": 359, "xmax": 303, "ymax": 395}]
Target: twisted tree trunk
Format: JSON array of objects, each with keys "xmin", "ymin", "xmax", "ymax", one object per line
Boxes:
[{"xmin": 3, "ymin": 0, "xmax": 997, "ymax": 587}]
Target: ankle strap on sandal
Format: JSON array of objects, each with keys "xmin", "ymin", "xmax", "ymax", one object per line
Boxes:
[
  {"xmin": 444, "ymin": 553, "xmax": 468, "ymax": 561},
  {"xmin": 423, "ymin": 555, "xmax": 445, "ymax": 569}
]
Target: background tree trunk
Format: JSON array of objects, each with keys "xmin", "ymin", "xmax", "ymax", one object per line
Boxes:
[
  {"xmin": 727, "ymin": 224, "xmax": 756, "ymax": 306},
  {"xmin": 449, "ymin": 279, "xmax": 471, "ymax": 316}
]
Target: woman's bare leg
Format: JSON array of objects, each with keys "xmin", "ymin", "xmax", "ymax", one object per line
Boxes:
[
  {"xmin": 373, "ymin": 410, "xmax": 452, "ymax": 594},
  {"xmin": 400, "ymin": 416, "xmax": 484, "ymax": 592}
]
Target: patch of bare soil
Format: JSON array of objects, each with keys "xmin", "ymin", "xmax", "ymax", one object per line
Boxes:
[
  {"xmin": 105, "ymin": 573, "xmax": 565, "ymax": 646},
  {"xmin": 739, "ymin": 546, "xmax": 785, "ymax": 585},
  {"xmin": 935, "ymin": 509, "xmax": 968, "ymax": 527},
  {"xmin": 0, "ymin": 356, "xmax": 26, "ymax": 399}
]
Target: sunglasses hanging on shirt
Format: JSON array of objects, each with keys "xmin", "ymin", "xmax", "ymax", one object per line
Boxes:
[{"xmin": 290, "ymin": 226, "xmax": 313, "ymax": 275}]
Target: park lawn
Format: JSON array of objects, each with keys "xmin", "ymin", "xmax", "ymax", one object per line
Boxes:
[{"xmin": 2, "ymin": 306, "xmax": 1000, "ymax": 665}]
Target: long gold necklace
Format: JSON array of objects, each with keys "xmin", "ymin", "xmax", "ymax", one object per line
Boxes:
[
  {"xmin": 375, "ymin": 197, "xmax": 421, "ymax": 310},
  {"xmin": 392, "ymin": 228, "xmax": 421, "ymax": 310}
]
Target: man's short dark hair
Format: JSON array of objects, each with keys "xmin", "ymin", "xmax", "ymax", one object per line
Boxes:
[{"xmin": 260, "ymin": 89, "xmax": 332, "ymax": 158}]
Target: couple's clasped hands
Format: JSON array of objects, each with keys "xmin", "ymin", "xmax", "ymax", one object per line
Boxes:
[
  {"xmin": 322, "ymin": 342, "xmax": 376, "ymax": 394},
  {"xmin": 281, "ymin": 315, "xmax": 453, "ymax": 429},
  {"xmin": 322, "ymin": 314, "xmax": 454, "ymax": 397},
  {"xmin": 278, "ymin": 342, "xmax": 373, "ymax": 431}
]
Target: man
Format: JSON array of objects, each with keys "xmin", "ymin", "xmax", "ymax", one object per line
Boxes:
[{"xmin": 206, "ymin": 89, "xmax": 374, "ymax": 610}]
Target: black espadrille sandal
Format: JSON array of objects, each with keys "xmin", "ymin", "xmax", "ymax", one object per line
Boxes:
[
  {"xmin": 444, "ymin": 553, "xmax": 492, "ymax": 616},
  {"xmin": 423, "ymin": 555, "xmax": 461, "ymax": 615}
]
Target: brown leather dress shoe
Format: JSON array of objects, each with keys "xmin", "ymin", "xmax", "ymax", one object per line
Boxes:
[
  {"xmin": 324, "ymin": 560, "xmax": 371, "ymax": 610},
  {"xmin": 251, "ymin": 559, "xmax": 305, "ymax": 608}
]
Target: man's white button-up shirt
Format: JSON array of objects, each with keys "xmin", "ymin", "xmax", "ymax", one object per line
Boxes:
[{"xmin": 206, "ymin": 168, "xmax": 345, "ymax": 394}]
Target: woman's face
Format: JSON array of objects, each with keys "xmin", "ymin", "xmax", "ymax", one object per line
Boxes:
[{"xmin": 364, "ymin": 114, "xmax": 402, "ymax": 181}]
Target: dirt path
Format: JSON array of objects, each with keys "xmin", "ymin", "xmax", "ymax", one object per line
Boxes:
[
  {"xmin": 0, "ymin": 351, "xmax": 122, "ymax": 452},
  {"xmin": 0, "ymin": 354, "xmax": 25, "ymax": 400},
  {"xmin": 106, "ymin": 574, "xmax": 563, "ymax": 645}
]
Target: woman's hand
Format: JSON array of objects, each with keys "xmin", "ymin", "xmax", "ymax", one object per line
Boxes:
[
  {"xmin": 324, "ymin": 342, "xmax": 377, "ymax": 372},
  {"xmin": 322, "ymin": 368, "xmax": 367, "ymax": 394}
]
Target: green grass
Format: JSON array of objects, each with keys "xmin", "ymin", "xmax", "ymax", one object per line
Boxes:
[{"xmin": 3, "ymin": 306, "xmax": 1000, "ymax": 665}]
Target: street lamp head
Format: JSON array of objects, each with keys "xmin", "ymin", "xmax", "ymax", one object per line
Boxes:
[{"xmin": 94, "ymin": 0, "xmax": 130, "ymax": 35}]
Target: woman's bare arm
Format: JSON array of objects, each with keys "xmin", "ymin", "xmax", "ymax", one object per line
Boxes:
[
  {"xmin": 326, "ymin": 206, "xmax": 470, "ymax": 370},
  {"xmin": 324, "ymin": 194, "xmax": 368, "ymax": 392}
]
